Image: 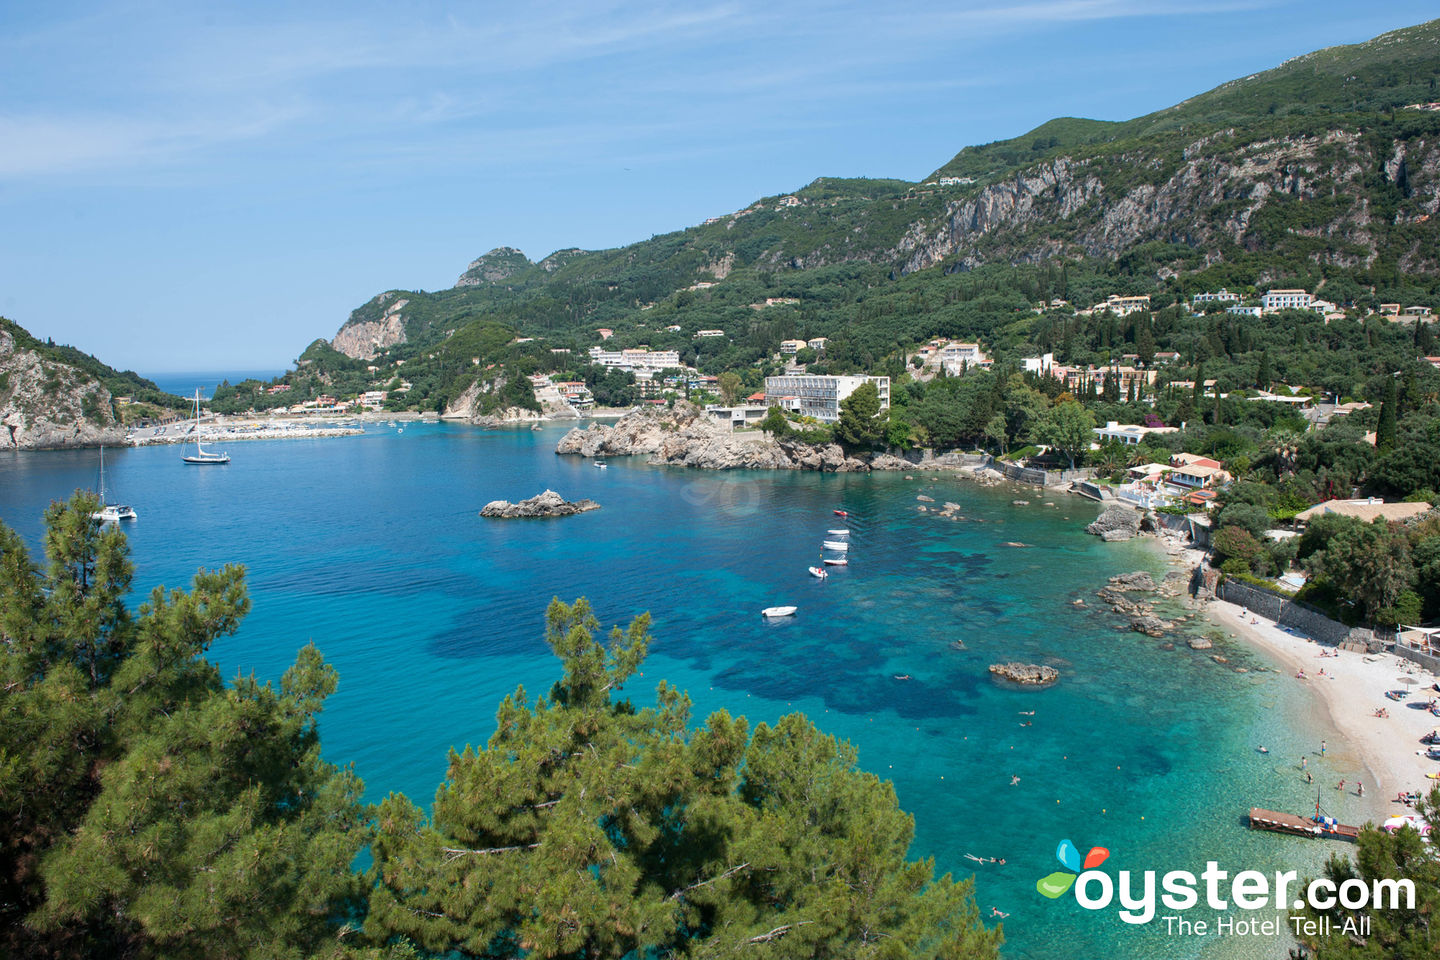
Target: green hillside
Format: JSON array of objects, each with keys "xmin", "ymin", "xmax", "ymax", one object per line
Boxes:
[
  {"xmin": 272, "ymin": 18, "xmax": 1440, "ymax": 416},
  {"xmin": 932, "ymin": 17, "xmax": 1440, "ymax": 182},
  {"xmin": 1, "ymin": 317, "xmax": 182, "ymax": 410}
]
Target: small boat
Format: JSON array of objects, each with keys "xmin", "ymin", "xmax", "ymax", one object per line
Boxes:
[
  {"xmin": 761, "ymin": 606, "xmax": 797, "ymax": 618},
  {"xmin": 822, "ymin": 540, "xmax": 848, "ymax": 552},
  {"xmin": 808, "ymin": 566, "xmax": 827, "ymax": 579},
  {"xmin": 827, "ymin": 528, "xmax": 849, "ymax": 536},
  {"xmin": 593, "ymin": 460, "xmax": 608, "ymax": 468},
  {"xmin": 182, "ymin": 389, "xmax": 230, "ymax": 465},
  {"xmin": 833, "ymin": 509, "xmax": 848, "ymax": 517},
  {"xmin": 823, "ymin": 557, "xmax": 848, "ymax": 566},
  {"xmin": 91, "ymin": 447, "xmax": 137, "ymax": 522}
]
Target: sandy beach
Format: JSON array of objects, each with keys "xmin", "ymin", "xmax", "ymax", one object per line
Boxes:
[{"xmin": 1205, "ymin": 597, "xmax": 1439, "ymax": 819}]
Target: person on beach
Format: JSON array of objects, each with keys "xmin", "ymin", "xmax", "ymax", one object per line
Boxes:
[
  {"xmin": 1337, "ymin": 779, "xmax": 1345, "ymax": 791},
  {"xmin": 1301, "ymin": 756, "xmax": 1307, "ymax": 769},
  {"xmin": 1321, "ymin": 740, "xmax": 1327, "ymax": 756},
  {"xmin": 1357, "ymin": 781, "xmax": 1364, "ymax": 797},
  {"xmin": 1306, "ymin": 771, "xmax": 1314, "ymax": 784}
]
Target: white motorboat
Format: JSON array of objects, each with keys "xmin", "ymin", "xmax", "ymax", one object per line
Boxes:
[
  {"xmin": 808, "ymin": 566, "xmax": 827, "ymax": 579},
  {"xmin": 90, "ymin": 447, "xmax": 137, "ymax": 522},
  {"xmin": 761, "ymin": 606, "xmax": 797, "ymax": 618},
  {"xmin": 823, "ymin": 557, "xmax": 848, "ymax": 566},
  {"xmin": 594, "ymin": 460, "xmax": 608, "ymax": 468},
  {"xmin": 182, "ymin": 389, "xmax": 230, "ymax": 465},
  {"xmin": 822, "ymin": 540, "xmax": 848, "ymax": 552},
  {"xmin": 827, "ymin": 528, "xmax": 849, "ymax": 536}
]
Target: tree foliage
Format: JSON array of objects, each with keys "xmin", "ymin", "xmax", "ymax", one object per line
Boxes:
[
  {"xmin": 834, "ymin": 381, "xmax": 887, "ymax": 451},
  {"xmin": 368, "ymin": 598, "xmax": 1002, "ymax": 960},
  {"xmin": 1035, "ymin": 399, "xmax": 1095, "ymax": 470},
  {"xmin": 0, "ymin": 493, "xmax": 369, "ymax": 960}
]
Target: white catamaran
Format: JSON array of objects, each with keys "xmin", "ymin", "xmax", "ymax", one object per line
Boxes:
[
  {"xmin": 183, "ymin": 388, "xmax": 230, "ymax": 465},
  {"xmin": 91, "ymin": 446, "xmax": 137, "ymax": 522}
]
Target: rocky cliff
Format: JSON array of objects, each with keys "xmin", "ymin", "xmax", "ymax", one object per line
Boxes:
[
  {"xmin": 893, "ymin": 131, "xmax": 1440, "ymax": 275},
  {"xmin": 0, "ymin": 328, "xmax": 127, "ymax": 449},
  {"xmin": 331, "ymin": 292, "xmax": 408, "ymax": 360},
  {"xmin": 455, "ymin": 247, "xmax": 534, "ymax": 287}
]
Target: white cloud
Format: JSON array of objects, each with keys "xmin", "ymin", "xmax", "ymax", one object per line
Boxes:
[{"xmin": 0, "ymin": 103, "xmax": 309, "ymax": 178}]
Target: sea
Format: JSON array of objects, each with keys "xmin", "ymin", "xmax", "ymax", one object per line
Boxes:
[
  {"xmin": 0, "ymin": 422, "xmax": 1374, "ymax": 959},
  {"xmin": 144, "ymin": 370, "xmax": 288, "ymax": 400}
]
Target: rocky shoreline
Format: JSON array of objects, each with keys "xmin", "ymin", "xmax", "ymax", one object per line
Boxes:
[
  {"xmin": 479, "ymin": 490, "xmax": 600, "ymax": 519},
  {"xmin": 554, "ymin": 401, "xmax": 999, "ymax": 475}
]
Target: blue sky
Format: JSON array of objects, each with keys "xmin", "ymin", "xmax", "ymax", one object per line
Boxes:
[{"xmin": 2, "ymin": 1, "xmax": 1436, "ymax": 373}]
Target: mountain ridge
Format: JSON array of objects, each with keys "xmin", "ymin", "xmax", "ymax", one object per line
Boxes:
[{"xmin": 327, "ymin": 17, "xmax": 1440, "ymax": 378}]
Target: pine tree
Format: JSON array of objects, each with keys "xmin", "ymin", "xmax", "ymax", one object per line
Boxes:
[
  {"xmin": 367, "ymin": 598, "xmax": 1003, "ymax": 960},
  {"xmin": 0, "ymin": 493, "xmax": 368, "ymax": 959},
  {"xmin": 834, "ymin": 381, "xmax": 887, "ymax": 450},
  {"xmin": 1255, "ymin": 348, "xmax": 1272, "ymax": 389}
]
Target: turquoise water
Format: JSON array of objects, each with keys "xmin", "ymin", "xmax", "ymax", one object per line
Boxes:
[{"xmin": 0, "ymin": 425, "xmax": 1374, "ymax": 959}]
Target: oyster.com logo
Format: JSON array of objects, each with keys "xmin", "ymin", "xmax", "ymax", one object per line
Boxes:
[
  {"xmin": 1036, "ymin": 838, "xmax": 1109, "ymax": 899},
  {"xmin": 1033, "ymin": 834, "xmax": 1412, "ymax": 936}
]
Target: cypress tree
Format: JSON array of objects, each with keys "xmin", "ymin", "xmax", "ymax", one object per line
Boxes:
[{"xmin": 1376, "ymin": 377, "xmax": 1398, "ymax": 454}]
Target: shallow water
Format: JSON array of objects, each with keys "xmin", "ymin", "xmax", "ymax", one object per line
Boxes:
[{"xmin": 0, "ymin": 424, "xmax": 1373, "ymax": 958}]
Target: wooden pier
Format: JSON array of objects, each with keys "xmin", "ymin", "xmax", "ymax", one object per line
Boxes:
[{"xmin": 1248, "ymin": 807, "xmax": 1360, "ymax": 841}]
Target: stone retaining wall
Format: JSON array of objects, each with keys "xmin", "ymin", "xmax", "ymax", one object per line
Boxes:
[
  {"xmin": 1214, "ymin": 577, "xmax": 1375, "ymax": 648},
  {"xmin": 990, "ymin": 460, "xmax": 1048, "ymax": 485},
  {"xmin": 1395, "ymin": 647, "xmax": 1440, "ymax": 673}
]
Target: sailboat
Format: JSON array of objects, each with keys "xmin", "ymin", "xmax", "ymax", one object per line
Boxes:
[
  {"xmin": 91, "ymin": 446, "xmax": 137, "ymax": 522},
  {"xmin": 182, "ymin": 388, "xmax": 230, "ymax": 465}
]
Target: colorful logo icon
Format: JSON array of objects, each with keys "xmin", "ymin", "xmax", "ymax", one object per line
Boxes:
[{"xmin": 1036, "ymin": 838, "xmax": 1109, "ymax": 899}]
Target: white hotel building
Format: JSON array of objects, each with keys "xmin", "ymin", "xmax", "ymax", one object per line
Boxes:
[
  {"xmin": 588, "ymin": 347, "xmax": 682, "ymax": 372},
  {"xmin": 1260, "ymin": 289, "xmax": 1313, "ymax": 312},
  {"xmin": 764, "ymin": 375, "xmax": 890, "ymax": 423}
]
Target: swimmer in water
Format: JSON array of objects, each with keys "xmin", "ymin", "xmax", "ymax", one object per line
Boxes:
[{"xmin": 1010, "ymin": 775, "xmax": 1021, "ymax": 786}]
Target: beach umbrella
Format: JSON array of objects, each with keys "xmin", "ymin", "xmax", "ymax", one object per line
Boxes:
[{"xmin": 1399, "ymin": 676, "xmax": 1422, "ymax": 687}]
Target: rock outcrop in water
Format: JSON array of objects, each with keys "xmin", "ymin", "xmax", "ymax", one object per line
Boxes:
[
  {"xmin": 988, "ymin": 663, "xmax": 1059, "ymax": 685},
  {"xmin": 1085, "ymin": 504, "xmax": 1141, "ymax": 541},
  {"xmin": 1097, "ymin": 571, "xmax": 1173, "ymax": 637},
  {"xmin": 479, "ymin": 490, "xmax": 599, "ymax": 518}
]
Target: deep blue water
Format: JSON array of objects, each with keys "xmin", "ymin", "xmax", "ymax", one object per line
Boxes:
[
  {"xmin": 143, "ymin": 369, "xmax": 287, "ymax": 399},
  {"xmin": 0, "ymin": 424, "xmax": 1371, "ymax": 959}
]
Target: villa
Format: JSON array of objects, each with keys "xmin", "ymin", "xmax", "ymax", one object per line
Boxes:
[{"xmin": 1092, "ymin": 420, "xmax": 1179, "ymax": 445}]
